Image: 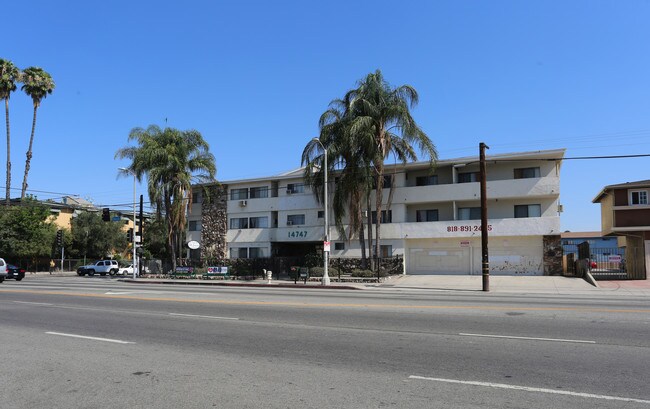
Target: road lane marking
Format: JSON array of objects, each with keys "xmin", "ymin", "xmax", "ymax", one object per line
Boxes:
[
  {"xmin": 13, "ymin": 301, "xmax": 53, "ymax": 306},
  {"xmin": 3, "ymin": 288, "xmax": 650, "ymax": 314},
  {"xmin": 459, "ymin": 333, "xmax": 596, "ymax": 344},
  {"xmin": 169, "ymin": 313, "xmax": 239, "ymax": 320},
  {"xmin": 408, "ymin": 375, "xmax": 650, "ymax": 404},
  {"xmin": 45, "ymin": 332, "xmax": 135, "ymax": 344}
]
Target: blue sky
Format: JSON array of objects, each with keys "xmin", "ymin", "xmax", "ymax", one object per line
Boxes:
[{"xmin": 2, "ymin": 0, "xmax": 649, "ymax": 231}]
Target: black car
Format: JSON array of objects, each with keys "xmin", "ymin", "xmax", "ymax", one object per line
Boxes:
[{"xmin": 6, "ymin": 264, "xmax": 25, "ymax": 281}]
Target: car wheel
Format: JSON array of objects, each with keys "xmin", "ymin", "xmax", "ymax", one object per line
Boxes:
[
  {"xmin": 15, "ymin": 277, "xmax": 23, "ymax": 281},
  {"xmin": 88, "ymin": 269, "xmax": 95, "ymax": 276},
  {"xmin": 0, "ymin": 278, "xmax": 4, "ymax": 283},
  {"xmin": 110, "ymin": 269, "xmax": 118, "ymax": 276}
]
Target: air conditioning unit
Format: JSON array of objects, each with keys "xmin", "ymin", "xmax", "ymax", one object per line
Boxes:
[
  {"xmin": 287, "ymin": 220, "xmax": 293, "ymax": 226},
  {"xmin": 239, "ymin": 200, "xmax": 247, "ymax": 207}
]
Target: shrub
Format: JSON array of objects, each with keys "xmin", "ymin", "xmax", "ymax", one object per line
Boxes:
[
  {"xmin": 308, "ymin": 267, "xmax": 339, "ymax": 277},
  {"xmin": 350, "ymin": 269, "xmax": 388, "ymax": 277}
]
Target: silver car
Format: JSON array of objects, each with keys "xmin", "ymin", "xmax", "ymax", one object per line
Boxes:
[{"xmin": 0, "ymin": 258, "xmax": 8, "ymax": 283}]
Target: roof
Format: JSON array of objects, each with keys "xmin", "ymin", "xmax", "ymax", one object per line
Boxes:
[
  {"xmin": 592, "ymin": 179, "xmax": 650, "ymax": 203},
  {"xmin": 560, "ymin": 231, "xmax": 604, "ymax": 239}
]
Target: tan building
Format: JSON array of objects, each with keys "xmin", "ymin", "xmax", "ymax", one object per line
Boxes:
[{"xmin": 593, "ymin": 180, "xmax": 650, "ymax": 279}]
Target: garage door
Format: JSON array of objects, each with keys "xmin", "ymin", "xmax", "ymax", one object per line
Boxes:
[{"xmin": 408, "ymin": 247, "xmax": 471, "ymax": 275}]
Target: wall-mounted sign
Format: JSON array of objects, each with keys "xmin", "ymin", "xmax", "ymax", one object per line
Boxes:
[
  {"xmin": 187, "ymin": 240, "xmax": 200, "ymax": 249},
  {"xmin": 447, "ymin": 225, "xmax": 492, "ymax": 233},
  {"xmin": 460, "ymin": 241, "xmax": 470, "ymax": 247}
]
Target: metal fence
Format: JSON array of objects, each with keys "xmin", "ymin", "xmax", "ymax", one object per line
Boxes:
[{"xmin": 563, "ymin": 244, "xmax": 644, "ymax": 280}]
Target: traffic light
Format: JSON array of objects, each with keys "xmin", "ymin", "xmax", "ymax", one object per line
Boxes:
[
  {"xmin": 56, "ymin": 230, "xmax": 63, "ymax": 246},
  {"xmin": 126, "ymin": 228, "xmax": 133, "ymax": 242},
  {"xmin": 102, "ymin": 207, "xmax": 110, "ymax": 222}
]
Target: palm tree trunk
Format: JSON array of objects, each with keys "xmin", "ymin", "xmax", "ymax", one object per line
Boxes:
[
  {"xmin": 366, "ymin": 195, "xmax": 373, "ymax": 271},
  {"xmin": 5, "ymin": 98, "xmax": 11, "ymax": 205},
  {"xmin": 21, "ymin": 105, "xmax": 38, "ymax": 200},
  {"xmin": 374, "ymin": 164, "xmax": 384, "ymax": 271},
  {"xmin": 358, "ymin": 204, "xmax": 367, "ymax": 269}
]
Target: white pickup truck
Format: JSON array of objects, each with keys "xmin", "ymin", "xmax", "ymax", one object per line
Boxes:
[{"xmin": 77, "ymin": 260, "xmax": 119, "ymax": 276}]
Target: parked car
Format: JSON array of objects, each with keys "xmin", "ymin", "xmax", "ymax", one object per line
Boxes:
[
  {"xmin": 6, "ymin": 264, "xmax": 25, "ymax": 281},
  {"xmin": 0, "ymin": 258, "xmax": 7, "ymax": 283},
  {"xmin": 120, "ymin": 264, "xmax": 135, "ymax": 276},
  {"xmin": 77, "ymin": 260, "xmax": 119, "ymax": 276}
]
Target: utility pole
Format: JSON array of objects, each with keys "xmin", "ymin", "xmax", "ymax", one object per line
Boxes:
[
  {"xmin": 480, "ymin": 142, "xmax": 490, "ymax": 292},
  {"xmin": 138, "ymin": 194, "xmax": 144, "ymax": 276}
]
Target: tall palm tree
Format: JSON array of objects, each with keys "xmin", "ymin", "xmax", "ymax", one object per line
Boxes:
[
  {"xmin": 0, "ymin": 59, "xmax": 21, "ymax": 205},
  {"xmin": 346, "ymin": 70, "xmax": 437, "ymax": 266},
  {"xmin": 115, "ymin": 125, "xmax": 216, "ymax": 271},
  {"xmin": 20, "ymin": 66, "xmax": 55, "ymax": 199}
]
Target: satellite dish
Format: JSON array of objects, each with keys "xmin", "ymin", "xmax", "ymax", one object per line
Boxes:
[{"xmin": 187, "ymin": 240, "xmax": 200, "ymax": 250}]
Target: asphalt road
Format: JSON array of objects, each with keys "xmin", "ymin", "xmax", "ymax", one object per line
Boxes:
[{"xmin": 1, "ymin": 277, "xmax": 649, "ymax": 408}]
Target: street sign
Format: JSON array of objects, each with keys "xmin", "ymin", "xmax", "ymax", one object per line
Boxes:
[{"xmin": 324, "ymin": 241, "xmax": 331, "ymax": 252}]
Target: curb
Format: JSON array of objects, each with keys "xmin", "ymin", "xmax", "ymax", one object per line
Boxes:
[{"xmin": 119, "ymin": 279, "xmax": 362, "ymax": 290}]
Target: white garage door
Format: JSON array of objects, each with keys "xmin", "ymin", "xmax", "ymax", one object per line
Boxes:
[{"xmin": 408, "ymin": 247, "xmax": 471, "ymax": 275}]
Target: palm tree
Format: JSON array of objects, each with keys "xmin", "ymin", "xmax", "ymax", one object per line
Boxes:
[
  {"xmin": 303, "ymin": 98, "xmax": 375, "ymax": 268},
  {"xmin": 115, "ymin": 125, "xmax": 216, "ymax": 271},
  {"xmin": 20, "ymin": 66, "xmax": 55, "ymax": 199},
  {"xmin": 0, "ymin": 59, "xmax": 21, "ymax": 205},
  {"xmin": 346, "ymin": 70, "xmax": 437, "ymax": 266}
]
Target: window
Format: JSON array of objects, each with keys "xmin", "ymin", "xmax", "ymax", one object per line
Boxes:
[
  {"xmin": 458, "ymin": 172, "xmax": 480, "ymax": 183},
  {"xmin": 334, "ymin": 242, "xmax": 345, "ymax": 250},
  {"xmin": 230, "ymin": 188, "xmax": 248, "ymax": 200},
  {"xmin": 630, "ymin": 190, "xmax": 648, "ymax": 205},
  {"xmin": 372, "ymin": 175, "xmax": 393, "ymax": 189},
  {"xmin": 287, "ymin": 214, "xmax": 305, "ymax": 225},
  {"xmin": 250, "ymin": 186, "xmax": 269, "ymax": 199},
  {"xmin": 317, "ymin": 210, "xmax": 324, "ymax": 218},
  {"xmin": 249, "ymin": 216, "xmax": 268, "ymax": 228},
  {"xmin": 191, "ymin": 191, "xmax": 202, "ymax": 204},
  {"xmin": 379, "ymin": 245, "xmax": 392, "ymax": 258},
  {"xmin": 416, "ymin": 209, "xmax": 439, "ymax": 222},
  {"xmin": 371, "ymin": 210, "xmax": 392, "ymax": 224},
  {"xmin": 287, "ymin": 183, "xmax": 304, "ymax": 194},
  {"xmin": 188, "ymin": 220, "xmax": 202, "ymax": 231},
  {"xmin": 458, "ymin": 207, "xmax": 481, "ymax": 220},
  {"xmin": 416, "ymin": 175, "xmax": 438, "ymax": 186},
  {"xmin": 514, "ymin": 167, "xmax": 541, "ymax": 179},
  {"xmin": 514, "ymin": 204, "xmax": 541, "ymax": 218},
  {"xmin": 230, "ymin": 217, "xmax": 249, "ymax": 229},
  {"xmin": 248, "ymin": 248, "xmax": 264, "ymax": 258},
  {"xmin": 230, "ymin": 248, "xmax": 248, "ymax": 259}
]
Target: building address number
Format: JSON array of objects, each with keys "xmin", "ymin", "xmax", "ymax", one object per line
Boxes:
[
  {"xmin": 288, "ymin": 231, "xmax": 308, "ymax": 238},
  {"xmin": 447, "ymin": 224, "xmax": 492, "ymax": 233}
]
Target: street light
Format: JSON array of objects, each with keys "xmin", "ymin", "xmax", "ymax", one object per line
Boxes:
[
  {"xmin": 119, "ymin": 167, "xmax": 138, "ymax": 280},
  {"xmin": 311, "ymin": 138, "xmax": 330, "ymax": 286}
]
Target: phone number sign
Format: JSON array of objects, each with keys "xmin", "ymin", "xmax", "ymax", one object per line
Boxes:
[{"xmin": 446, "ymin": 224, "xmax": 492, "ymax": 233}]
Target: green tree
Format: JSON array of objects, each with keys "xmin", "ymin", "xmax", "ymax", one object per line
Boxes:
[
  {"xmin": 302, "ymin": 98, "xmax": 375, "ymax": 268},
  {"xmin": 69, "ymin": 211, "xmax": 128, "ymax": 261},
  {"xmin": 115, "ymin": 125, "xmax": 216, "ymax": 271},
  {"xmin": 20, "ymin": 67, "xmax": 55, "ymax": 200},
  {"xmin": 0, "ymin": 59, "xmax": 21, "ymax": 205},
  {"xmin": 0, "ymin": 197, "xmax": 57, "ymax": 261},
  {"xmin": 347, "ymin": 70, "xmax": 437, "ymax": 265}
]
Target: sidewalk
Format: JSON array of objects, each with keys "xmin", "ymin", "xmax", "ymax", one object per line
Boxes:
[{"xmin": 22, "ymin": 271, "xmax": 650, "ymax": 295}]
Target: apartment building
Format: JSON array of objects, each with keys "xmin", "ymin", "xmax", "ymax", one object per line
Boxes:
[{"xmin": 187, "ymin": 148, "xmax": 565, "ymax": 276}]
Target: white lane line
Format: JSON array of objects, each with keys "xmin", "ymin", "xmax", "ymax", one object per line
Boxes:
[
  {"xmin": 45, "ymin": 332, "xmax": 135, "ymax": 344},
  {"xmin": 169, "ymin": 313, "xmax": 239, "ymax": 320},
  {"xmin": 13, "ymin": 301, "xmax": 53, "ymax": 306},
  {"xmin": 459, "ymin": 333, "xmax": 596, "ymax": 344},
  {"xmin": 408, "ymin": 376, "xmax": 650, "ymax": 404}
]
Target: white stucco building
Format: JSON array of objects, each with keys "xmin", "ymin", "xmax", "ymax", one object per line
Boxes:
[{"xmin": 188, "ymin": 148, "xmax": 565, "ymax": 275}]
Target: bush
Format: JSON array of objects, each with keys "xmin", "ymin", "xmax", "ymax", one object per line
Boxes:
[
  {"xmin": 350, "ymin": 269, "xmax": 388, "ymax": 278},
  {"xmin": 308, "ymin": 267, "xmax": 339, "ymax": 277}
]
